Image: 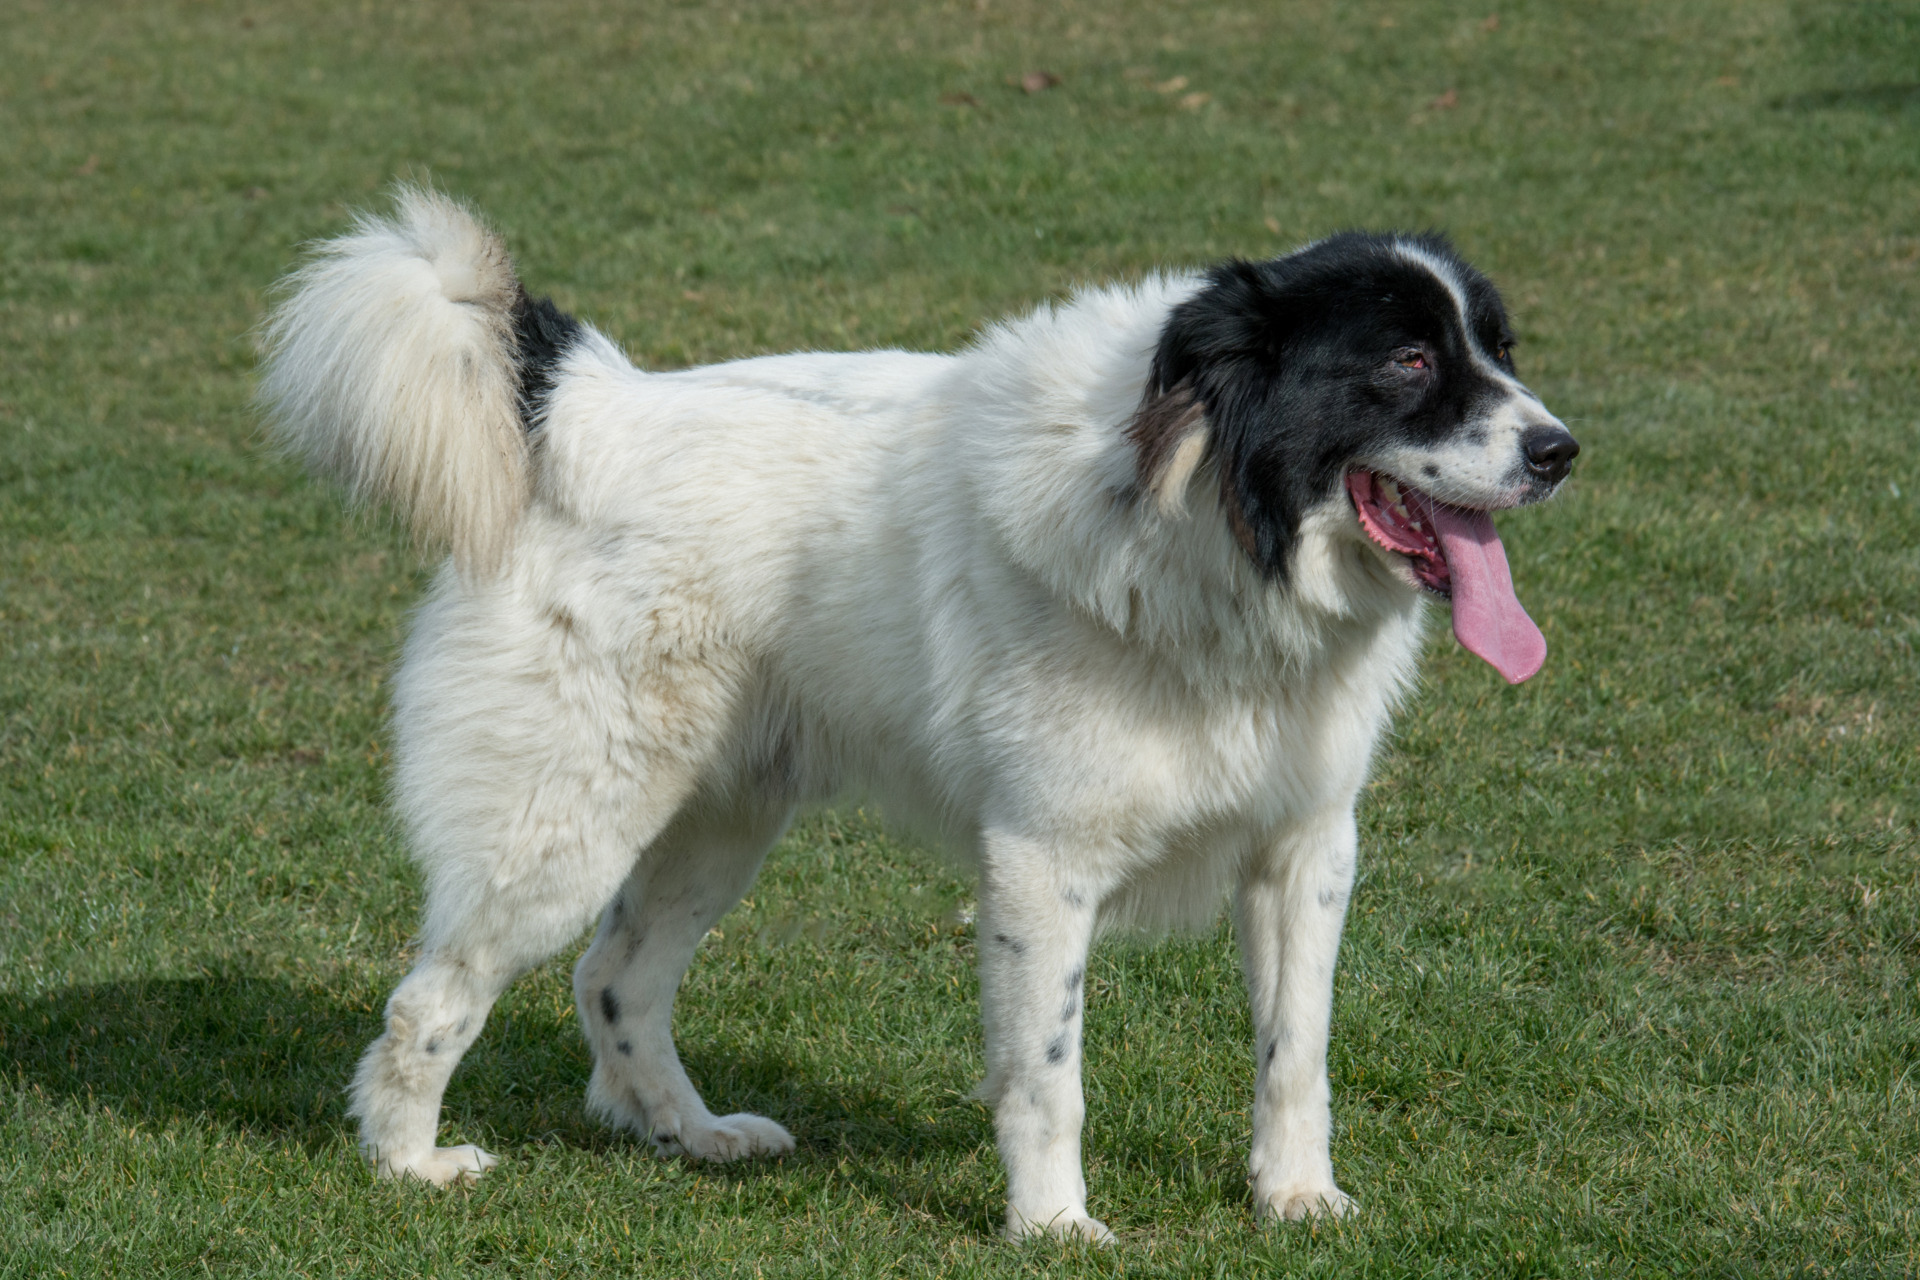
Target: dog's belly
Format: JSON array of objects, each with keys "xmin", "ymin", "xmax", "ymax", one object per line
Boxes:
[{"xmin": 760, "ymin": 602, "xmax": 1406, "ymax": 914}]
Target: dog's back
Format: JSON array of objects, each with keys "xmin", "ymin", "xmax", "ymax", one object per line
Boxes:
[{"xmin": 261, "ymin": 189, "xmax": 960, "ymax": 620}]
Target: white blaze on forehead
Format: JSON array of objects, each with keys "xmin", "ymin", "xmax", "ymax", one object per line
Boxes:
[
  {"xmin": 1389, "ymin": 240, "xmax": 1527, "ymax": 391},
  {"xmin": 1390, "ymin": 240, "xmax": 1473, "ymax": 329}
]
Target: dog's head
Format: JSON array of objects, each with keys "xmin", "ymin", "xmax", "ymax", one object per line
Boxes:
[{"xmin": 1130, "ymin": 232, "xmax": 1577, "ymax": 682}]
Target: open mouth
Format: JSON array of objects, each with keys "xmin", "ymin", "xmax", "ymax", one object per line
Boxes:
[
  {"xmin": 1347, "ymin": 470, "xmax": 1454, "ymax": 598},
  {"xmin": 1345, "ymin": 469, "xmax": 1547, "ymax": 684}
]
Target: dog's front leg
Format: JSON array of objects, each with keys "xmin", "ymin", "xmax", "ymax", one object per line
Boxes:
[
  {"xmin": 975, "ymin": 834, "xmax": 1110, "ymax": 1243},
  {"xmin": 1235, "ymin": 806, "xmax": 1359, "ymax": 1222}
]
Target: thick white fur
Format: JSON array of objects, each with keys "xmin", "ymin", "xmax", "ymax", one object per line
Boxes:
[
  {"xmin": 260, "ymin": 195, "xmax": 1437, "ymax": 1238},
  {"xmin": 259, "ymin": 188, "xmax": 530, "ymax": 574}
]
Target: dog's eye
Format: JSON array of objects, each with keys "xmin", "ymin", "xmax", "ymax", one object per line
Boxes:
[{"xmin": 1392, "ymin": 348, "xmax": 1429, "ymax": 370}]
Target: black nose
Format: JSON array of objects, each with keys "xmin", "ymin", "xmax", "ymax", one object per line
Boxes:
[{"xmin": 1522, "ymin": 425, "xmax": 1580, "ymax": 483}]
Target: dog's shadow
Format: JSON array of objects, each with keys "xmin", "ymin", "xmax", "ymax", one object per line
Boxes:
[
  {"xmin": 3, "ymin": 973, "xmax": 372, "ymax": 1153},
  {"xmin": 673, "ymin": 1040, "xmax": 1001, "ymax": 1232},
  {"xmin": 1772, "ymin": 82, "xmax": 1920, "ymax": 112},
  {"xmin": 3, "ymin": 972, "xmax": 997, "ymax": 1227}
]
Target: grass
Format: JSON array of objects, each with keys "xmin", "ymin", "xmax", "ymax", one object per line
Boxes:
[{"xmin": 2, "ymin": 0, "xmax": 1917, "ymax": 1274}]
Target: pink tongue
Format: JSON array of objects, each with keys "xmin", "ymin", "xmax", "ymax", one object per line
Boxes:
[{"xmin": 1418, "ymin": 495, "xmax": 1547, "ymax": 684}]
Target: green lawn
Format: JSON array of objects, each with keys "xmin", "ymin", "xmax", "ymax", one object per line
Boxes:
[{"xmin": 3, "ymin": 0, "xmax": 1917, "ymax": 1274}]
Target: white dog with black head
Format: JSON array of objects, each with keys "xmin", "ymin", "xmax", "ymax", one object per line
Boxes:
[{"xmin": 260, "ymin": 189, "xmax": 1576, "ymax": 1240}]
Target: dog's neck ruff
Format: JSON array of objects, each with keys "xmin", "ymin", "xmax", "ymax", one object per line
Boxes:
[{"xmin": 1345, "ymin": 470, "xmax": 1545, "ymax": 684}]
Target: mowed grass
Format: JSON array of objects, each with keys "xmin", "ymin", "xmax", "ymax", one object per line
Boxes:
[{"xmin": 2, "ymin": 0, "xmax": 1917, "ymax": 1274}]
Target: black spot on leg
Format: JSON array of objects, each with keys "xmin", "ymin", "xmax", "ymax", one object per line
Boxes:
[
  {"xmin": 1265, "ymin": 1041, "xmax": 1277, "ymax": 1065},
  {"xmin": 455, "ymin": 1017, "xmax": 470, "ymax": 1036},
  {"xmin": 600, "ymin": 988, "xmax": 621, "ymax": 1025},
  {"xmin": 1061, "ymin": 888, "xmax": 1085, "ymax": 908},
  {"xmin": 616, "ymin": 1040, "xmax": 632, "ymax": 1056},
  {"xmin": 1061, "ymin": 997, "xmax": 1079, "ymax": 1022},
  {"xmin": 1065, "ymin": 967, "xmax": 1084, "ymax": 991},
  {"xmin": 1046, "ymin": 1037, "xmax": 1069, "ymax": 1065},
  {"xmin": 992, "ymin": 933, "xmax": 1026, "ymax": 956},
  {"xmin": 425, "ymin": 1039, "xmax": 441, "ymax": 1055}
]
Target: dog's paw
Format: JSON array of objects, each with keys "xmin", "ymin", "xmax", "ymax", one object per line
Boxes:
[
  {"xmin": 1003, "ymin": 1210, "xmax": 1116, "ymax": 1245},
  {"xmin": 656, "ymin": 1112, "xmax": 795, "ymax": 1162},
  {"xmin": 1257, "ymin": 1182, "xmax": 1354, "ymax": 1222},
  {"xmin": 376, "ymin": 1144, "xmax": 500, "ymax": 1187}
]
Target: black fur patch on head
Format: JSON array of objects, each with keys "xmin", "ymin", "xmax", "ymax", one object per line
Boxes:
[
  {"xmin": 1143, "ymin": 231, "xmax": 1516, "ymax": 580},
  {"xmin": 511, "ymin": 286, "xmax": 583, "ymax": 433}
]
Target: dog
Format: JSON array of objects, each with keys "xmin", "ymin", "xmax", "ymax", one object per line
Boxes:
[{"xmin": 259, "ymin": 188, "xmax": 1576, "ymax": 1240}]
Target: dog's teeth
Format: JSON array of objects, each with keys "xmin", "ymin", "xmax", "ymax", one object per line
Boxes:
[{"xmin": 1379, "ymin": 478, "xmax": 1402, "ymax": 503}]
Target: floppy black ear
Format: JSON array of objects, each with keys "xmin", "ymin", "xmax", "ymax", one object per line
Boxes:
[{"xmin": 1142, "ymin": 259, "xmax": 1323, "ymax": 581}]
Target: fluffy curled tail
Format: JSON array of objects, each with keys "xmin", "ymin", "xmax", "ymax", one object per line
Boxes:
[{"xmin": 259, "ymin": 187, "xmax": 552, "ymax": 575}]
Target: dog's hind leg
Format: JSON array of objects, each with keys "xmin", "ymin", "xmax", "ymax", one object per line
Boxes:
[
  {"xmin": 348, "ymin": 949, "xmax": 516, "ymax": 1186},
  {"xmin": 348, "ymin": 579, "xmax": 734, "ymax": 1187},
  {"xmin": 573, "ymin": 795, "xmax": 796, "ymax": 1162},
  {"xmin": 347, "ymin": 762, "xmax": 705, "ymax": 1186},
  {"xmin": 1235, "ymin": 805, "xmax": 1360, "ymax": 1222}
]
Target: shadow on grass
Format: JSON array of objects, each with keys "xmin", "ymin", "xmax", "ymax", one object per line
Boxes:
[
  {"xmin": 673, "ymin": 1042, "xmax": 999, "ymax": 1231},
  {"xmin": 2, "ymin": 974, "xmax": 991, "ymax": 1207},
  {"xmin": 1772, "ymin": 82, "xmax": 1920, "ymax": 110},
  {"xmin": 1, "ymin": 974, "xmax": 368, "ymax": 1151},
  {"xmin": 678, "ymin": 1046, "xmax": 984, "ymax": 1155}
]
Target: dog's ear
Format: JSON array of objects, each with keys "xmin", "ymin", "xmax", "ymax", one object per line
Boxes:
[
  {"xmin": 1144, "ymin": 260, "xmax": 1319, "ymax": 577},
  {"xmin": 1127, "ymin": 381, "xmax": 1210, "ymax": 518}
]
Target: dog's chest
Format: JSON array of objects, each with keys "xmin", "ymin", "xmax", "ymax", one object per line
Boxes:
[{"xmin": 1161, "ymin": 677, "xmax": 1383, "ymax": 830}]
